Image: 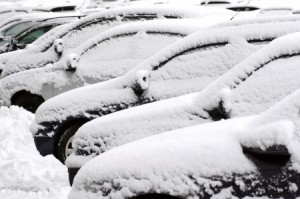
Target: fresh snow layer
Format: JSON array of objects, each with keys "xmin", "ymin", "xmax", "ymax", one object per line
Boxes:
[
  {"xmin": 67, "ymin": 30, "xmax": 300, "ymax": 168},
  {"xmin": 33, "ymin": 17, "xmax": 300, "ymax": 136},
  {"xmin": 1, "ymin": 6, "xmax": 231, "ymax": 78},
  {"xmin": 0, "ymin": 106, "xmax": 70, "ymax": 199},
  {"xmin": 69, "ymin": 113, "xmax": 296, "ymax": 198},
  {"xmin": 0, "ymin": 18, "xmax": 208, "ymax": 106},
  {"xmin": 69, "ymin": 87, "xmax": 300, "ymax": 198}
]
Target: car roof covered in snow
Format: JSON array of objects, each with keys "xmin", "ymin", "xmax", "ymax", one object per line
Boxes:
[
  {"xmin": 53, "ymin": 17, "xmax": 230, "ymax": 65},
  {"xmin": 0, "ymin": 12, "xmax": 82, "ymax": 31},
  {"xmin": 192, "ymin": 31, "xmax": 300, "ymax": 117},
  {"xmin": 29, "ymin": 6, "xmax": 235, "ymax": 51},
  {"xmin": 32, "ymin": 17, "xmax": 300, "ymax": 125}
]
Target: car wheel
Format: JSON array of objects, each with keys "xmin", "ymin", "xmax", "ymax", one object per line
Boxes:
[
  {"xmin": 12, "ymin": 93, "xmax": 44, "ymax": 113},
  {"xmin": 57, "ymin": 122, "xmax": 85, "ymax": 163}
]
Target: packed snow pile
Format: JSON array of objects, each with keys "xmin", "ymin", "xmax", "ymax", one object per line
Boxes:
[{"xmin": 0, "ymin": 106, "xmax": 70, "ymax": 199}]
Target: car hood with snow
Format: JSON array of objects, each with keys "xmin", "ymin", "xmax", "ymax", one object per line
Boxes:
[
  {"xmin": 31, "ymin": 17, "xmax": 300, "ymax": 161},
  {"xmin": 66, "ymin": 31, "xmax": 300, "ymax": 170},
  {"xmin": 69, "ymin": 88, "xmax": 300, "ymax": 199},
  {"xmin": 1, "ymin": 6, "xmax": 220, "ymax": 78}
]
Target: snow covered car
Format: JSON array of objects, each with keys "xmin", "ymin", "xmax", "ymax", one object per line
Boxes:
[
  {"xmin": 68, "ymin": 88, "xmax": 300, "ymax": 199},
  {"xmin": 30, "ymin": 16, "xmax": 300, "ymax": 163},
  {"xmin": 0, "ymin": 16, "xmax": 79, "ymax": 53},
  {"xmin": 0, "ymin": 6, "xmax": 233, "ymax": 78},
  {"xmin": 66, "ymin": 31, "xmax": 300, "ymax": 181},
  {"xmin": 0, "ymin": 19, "xmax": 207, "ymax": 113}
]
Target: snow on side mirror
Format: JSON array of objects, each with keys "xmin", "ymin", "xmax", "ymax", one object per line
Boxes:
[
  {"xmin": 54, "ymin": 39, "xmax": 64, "ymax": 55},
  {"xmin": 205, "ymin": 88, "xmax": 232, "ymax": 121},
  {"xmin": 66, "ymin": 53, "xmax": 79, "ymax": 72},
  {"xmin": 132, "ymin": 70, "xmax": 150, "ymax": 95},
  {"xmin": 240, "ymin": 120, "xmax": 294, "ymax": 177}
]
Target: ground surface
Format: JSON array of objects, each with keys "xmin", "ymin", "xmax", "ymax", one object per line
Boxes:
[{"xmin": 0, "ymin": 106, "xmax": 70, "ymax": 199}]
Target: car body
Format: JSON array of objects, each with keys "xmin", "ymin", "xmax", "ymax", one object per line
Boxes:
[
  {"xmin": 66, "ymin": 31, "xmax": 300, "ymax": 180},
  {"xmin": 68, "ymin": 88, "xmax": 300, "ymax": 199},
  {"xmin": 30, "ymin": 16, "xmax": 300, "ymax": 162},
  {"xmin": 0, "ymin": 6, "xmax": 232, "ymax": 78},
  {"xmin": 0, "ymin": 18, "xmax": 209, "ymax": 113},
  {"xmin": 0, "ymin": 16, "xmax": 80, "ymax": 53}
]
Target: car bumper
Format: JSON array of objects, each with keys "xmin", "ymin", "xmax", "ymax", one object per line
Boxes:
[{"xmin": 34, "ymin": 135, "xmax": 54, "ymax": 156}]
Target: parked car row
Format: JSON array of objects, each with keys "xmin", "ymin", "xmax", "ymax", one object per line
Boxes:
[{"xmin": 1, "ymin": 1, "xmax": 300, "ymax": 198}]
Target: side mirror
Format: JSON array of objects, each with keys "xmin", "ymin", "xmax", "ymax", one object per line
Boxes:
[
  {"xmin": 243, "ymin": 145, "xmax": 290, "ymax": 177},
  {"xmin": 132, "ymin": 70, "xmax": 150, "ymax": 95},
  {"xmin": 54, "ymin": 39, "xmax": 64, "ymax": 55},
  {"xmin": 205, "ymin": 88, "xmax": 232, "ymax": 121},
  {"xmin": 66, "ymin": 53, "xmax": 79, "ymax": 72}
]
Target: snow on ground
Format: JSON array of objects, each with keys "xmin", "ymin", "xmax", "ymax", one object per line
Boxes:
[{"xmin": 0, "ymin": 106, "xmax": 69, "ymax": 199}]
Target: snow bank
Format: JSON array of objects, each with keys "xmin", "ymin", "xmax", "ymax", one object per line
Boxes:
[{"xmin": 0, "ymin": 106, "xmax": 70, "ymax": 198}]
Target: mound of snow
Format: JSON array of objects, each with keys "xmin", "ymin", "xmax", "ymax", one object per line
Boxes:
[{"xmin": 0, "ymin": 106, "xmax": 69, "ymax": 199}]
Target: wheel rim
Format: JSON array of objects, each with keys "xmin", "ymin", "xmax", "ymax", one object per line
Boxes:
[{"xmin": 65, "ymin": 136, "xmax": 74, "ymax": 158}]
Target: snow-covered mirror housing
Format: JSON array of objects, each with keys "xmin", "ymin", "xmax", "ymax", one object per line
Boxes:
[
  {"xmin": 204, "ymin": 87, "xmax": 232, "ymax": 120},
  {"xmin": 53, "ymin": 39, "xmax": 64, "ymax": 55},
  {"xmin": 66, "ymin": 53, "xmax": 79, "ymax": 72},
  {"xmin": 132, "ymin": 69, "xmax": 150, "ymax": 95}
]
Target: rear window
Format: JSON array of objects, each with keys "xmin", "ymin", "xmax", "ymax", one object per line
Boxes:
[{"xmin": 50, "ymin": 6, "xmax": 76, "ymax": 12}]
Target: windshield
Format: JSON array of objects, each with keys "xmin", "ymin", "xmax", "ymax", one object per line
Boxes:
[
  {"xmin": 18, "ymin": 25, "xmax": 53, "ymax": 45},
  {"xmin": 3, "ymin": 21, "xmax": 36, "ymax": 37}
]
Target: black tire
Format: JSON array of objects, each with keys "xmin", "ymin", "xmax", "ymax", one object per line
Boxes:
[
  {"xmin": 12, "ymin": 93, "xmax": 44, "ymax": 113},
  {"xmin": 56, "ymin": 122, "xmax": 86, "ymax": 163}
]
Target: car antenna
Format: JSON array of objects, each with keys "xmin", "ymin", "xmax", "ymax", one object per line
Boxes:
[{"xmin": 230, "ymin": 0, "xmax": 254, "ymax": 20}]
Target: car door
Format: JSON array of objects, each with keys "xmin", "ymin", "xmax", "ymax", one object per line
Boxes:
[
  {"xmin": 225, "ymin": 54, "xmax": 300, "ymax": 118},
  {"xmin": 14, "ymin": 25, "xmax": 54, "ymax": 49},
  {"xmin": 145, "ymin": 39, "xmax": 253, "ymax": 101}
]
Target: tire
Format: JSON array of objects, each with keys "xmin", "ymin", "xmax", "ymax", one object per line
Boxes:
[
  {"xmin": 12, "ymin": 93, "xmax": 44, "ymax": 113},
  {"xmin": 56, "ymin": 122, "xmax": 86, "ymax": 163}
]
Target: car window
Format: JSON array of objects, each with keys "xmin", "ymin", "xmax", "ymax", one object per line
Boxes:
[
  {"xmin": 43, "ymin": 14, "xmax": 168, "ymax": 53},
  {"xmin": 227, "ymin": 6, "xmax": 259, "ymax": 12},
  {"xmin": 148, "ymin": 42, "xmax": 241, "ymax": 98},
  {"xmin": 15, "ymin": 10, "xmax": 27, "ymax": 14},
  {"xmin": 230, "ymin": 55, "xmax": 300, "ymax": 116},
  {"xmin": 247, "ymin": 38, "xmax": 275, "ymax": 46},
  {"xmin": 3, "ymin": 21, "xmax": 36, "ymax": 37},
  {"xmin": 18, "ymin": 25, "xmax": 53, "ymax": 45},
  {"xmin": 77, "ymin": 31, "xmax": 185, "ymax": 82},
  {"xmin": 41, "ymin": 17, "xmax": 119, "ymax": 53}
]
